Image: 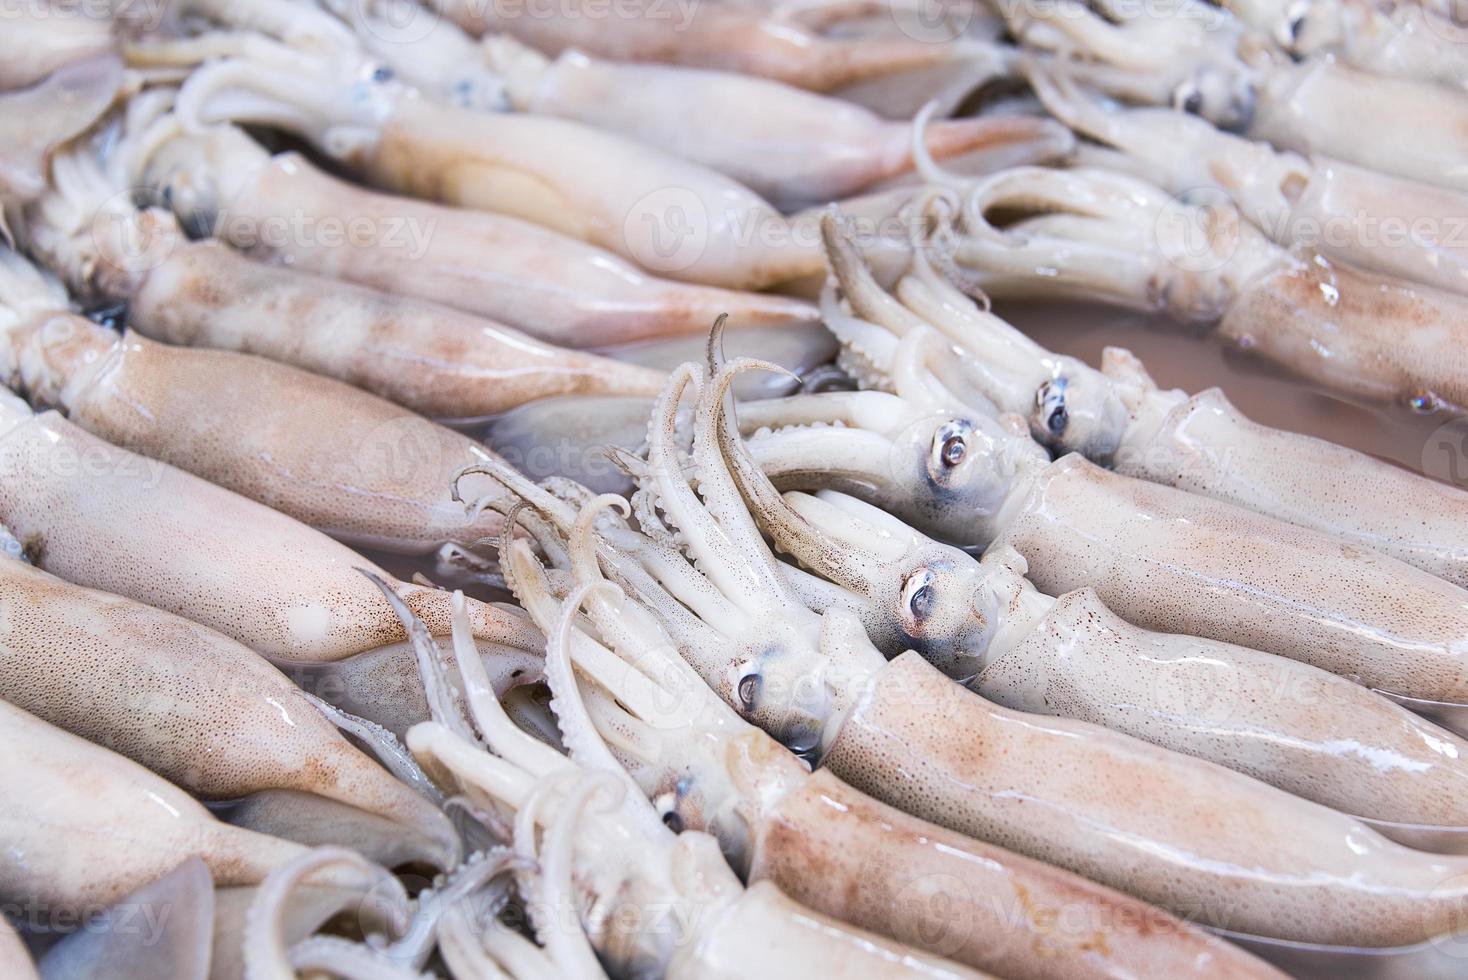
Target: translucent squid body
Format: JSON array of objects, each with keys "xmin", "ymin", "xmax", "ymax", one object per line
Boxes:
[
  {"xmin": 430, "ymin": 0, "xmax": 971, "ymax": 92},
  {"xmin": 153, "ymin": 32, "xmax": 825, "ymax": 290},
  {"xmin": 1029, "ymin": 66, "xmax": 1468, "ymax": 298},
  {"xmin": 0, "ymin": 544, "xmax": 461, "ymax": 870},
  {"xmin": 129, "ymin": 117, "xmax": 819, "ymax": 347},
  {"xmin": 825, "ymin": 204, "xmax": 1468, "ymax": 586},
  {"xmin": 558, "ymin": 349, "xmax": 1468, "ymax": 946},
  {"xmin": 0, "ymin": 2, "xmax": 116, "ymax": 90},
  {"xmin": 459, "ymin": 459, "xmax": 1284, "ymax": 978}
]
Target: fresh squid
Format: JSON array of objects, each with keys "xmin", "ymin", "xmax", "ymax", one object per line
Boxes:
[
  {"xmin": 924, "ymin": 161, "xmax": 1468, "ymax": 413},
  {"xmin": 5, "ymin": 194, "xmax": 514, "ymax": 553},
  {"xmin": 710, "ymin": 364, "xmax": 1468, "ymax": 828},
  {"xmin": 470, "ymin": 34, "xmax": 1067, "ymax": 210},
  {"xmin": 388, "ymin": 594, "xmax": 988, "ymax": 979},
  {"xmin": 0, "ymin": 55, "xmax": 126, "ymax": 204},
  {"xmin": 464, "ymin": 472, "xmax": 1284, "ymax": 978},
  {"xmin": 0, "ymin": 548, "xmax": 462, "ymax": 870},
  {"xmin": 537, "ymin": 353, "xmax": 1468, "ymax": 945},
  {"xmin": 130, "ymin": 119, "xmax": 820, "ymax": 347},
  {"xmin": 430, "ymin": 0, "xmax": 969, "ymax": 92},
  {"xmin": 828, "ymin": 203, "xmax": 1468, "ymax": 585},
  {"xmin": 0, "ymin": 2, "xmax": 116, "ymax": 90},
  {"xmin": 153, "ymin": 33, "xmax": 826, "ymax": 290},
  {"xmin": 1012, "ymin": 0, "xmax": 1468, "ymax": 192},
  {"xmin": 0, "ymin": 919, "xmax": 36, "ymax": 980},
  {"xmin": 0, "ymin": 698, "xmax": 345, "ymax": 909},
  {"xmin": 1029, "ymin": 66, "xmax": 1468, "ymax": 297},
  {"xmin": 742, "ymin": 230, "xmax": 1468, "ymax": 704}
]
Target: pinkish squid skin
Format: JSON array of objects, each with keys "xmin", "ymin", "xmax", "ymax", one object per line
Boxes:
[
  {"xmin": 0, "ymin": 556, "xmax": 461, "ymax": 870},
  {"xmin": 825, "ymin": 651, "xmax": 1468, "ymax": 948},
  {"xmin": 127, "ymin": 239, "xmax": 667, "ymax": 420},
  {"xmin": 141, "ymin": 128, "xmax": 818, "ymax": 347},
  {"xmin": 0, "ymin": 394, "xmax": 540, "ymax": 664},
  {"xmin": 2, "ymin": 305, "xmax": 507, "ymax": 555},
  {"xmin": 0, "ymin": 698, "xmax": 323, "ymax": 911},
  {"xmin": 485, "ymin": 39, "xmax": 1072, "ymax": 210},
  {"xmin": 432, "ymin": 0, "xmax": 963, "ymax": 92},
  {"xmin": 995, "ymin": 453, "xmax": 1468, "ymax": 702}
]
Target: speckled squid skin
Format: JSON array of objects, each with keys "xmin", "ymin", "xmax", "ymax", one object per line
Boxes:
[
  {"xmin": 749, "ymin": 768, "xmax": 1280, "ymax": 980},
  {"xmin": 128, "ymin": 241, "xmax": 665, "ymax": 419},
  {"xmin": 0, "ymin": 918, "xmax": 37, "ymax": 980},
  {"xmin": 668, "ymin": 879, "xmax": 989, "ymax": 980},
  {"xmin": 1121, "ymin": 387, "xmax": 1468, "ymax": 587},
  {"xmin": 0, "ymin": 699, "xmax": 313, "ymax": 909},
  {"xmin": 995, "ymin": 454, "xmax": 1468, "ymax": 701},
  {"xmin": 0, "ymin": 559, "xmax": 459, "ymax": 867},
  {"xmin": 0, "ymin": 408, "xmax": 540, "ymax": 661},
  {"xmin": 12, "ymin": 312, "xmax": 505, "ymax": 554},
  {"xmin": 435, "ymin": 0, "xmax": 956, "ymax": 91},
  {"xmin": 979, "ymin": 587, "xmax": 1468, "ymax": 826},
  {"xmin": 367, "ymin": 104, "xmax": 823, "ymax": 290},
  {"xmin": 1218, "ymin": 256, "xmax": 1468, "ymax": 409},
  {"xmin": 215, "ymin": 153, "xmax": 817, "ymax": 346},
  {"xmin": 824, "ymin": 652, "xmax": 1468, "ymax": 946}
]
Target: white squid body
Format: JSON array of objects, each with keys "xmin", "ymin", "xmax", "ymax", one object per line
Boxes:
[
  {"xmin": 128, "ymin": 240, "xmax": 667, "ymax": 419},
  {"xmin": 492, "ymin": 44, "xmax": 1072, "ymax": 209},
  {"xmin": 362, "ymin": 100, "xmax": 824, "ymax": 289},
  {"xmin": 0, "ymin": 55, "xmax": 124, "ymax": 204},
  {"xmin": 0, "ymin": 698, "xmax": 324, "ymax": 909},
  {"xmin": 142, "ymin": 132, "xmax": 818, "ymax": 346},
  {"xmin": 824, "ymin": 651, "xmax": 1468, "ymax": 947},
  {"xmin": 0, "ymin": 4, "xmax": 114, "ymax": 90},
  {"xmin": 1249, "ymin": 57, "xmax": 1468, "ymax": 195},
  {"xmin": 995, "ymin": 454, "xmax": 1468, "ymax": 702},
  {"xmin": 432, "ymin": 0, "xmax": 958, "ymax": 91},
  {"xmin": 2, "ymin": 307, "xmax": 506, "ymax": 554},
  {"xmin": 0, "ymin": 558, "xmax": 460, "ymax": 868},
  {"xmin": 0, "ymin": 396, "xmax": 538, "ymax": 662}
]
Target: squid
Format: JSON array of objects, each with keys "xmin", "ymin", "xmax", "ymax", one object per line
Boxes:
[
  {"xmin": 827, "ymin": 204, "xmax": 1468, "ymax": 585},
  {"xmin": 5, "ymin": 200, "xmax": 513, "ymax": 553},
  {"xmin": 927, "ymin": 161, "xmax": 1468, "ymax": 413},
  {"xmin": 0, "ymin": 2, "xmax": 116, "ymax": 90},
  {"xmin": 1029, "ymin": 66, "xmax": 1468, "ymax": 297},
  {"xmin": 130, "ymin": 118, "xmax": 820, "ymax": 348},
  {"xmin": 36, "ymin": 858, "xmax": 214, "ymax": 980},
  {"xmin": 0, "ymin": 698, "xmax": 354, "ymax": 910},
  {"xmin": 460, "ymin": 473, "xmax": 1283, "ymax": 978},
  {"xmin": 1012, "ymin": 0, "xmax": 1468, "ymax": 193},
  {"xmin": 0, "ymin": 54, "xmax": 127, "ymax": 204},
  {"xmin": 430, "ymin": 0, "xmax": 970, "ymax": 92},
  {"xmin": 1217, "ymin": 0, "xmax": 1468, "ymax": 89},
  {"xmin": 535, "ymin": 353, "xmax": 1468, "ymax": 945},
  {"xmin": 0, "ymin": 547, "xmax": 461, "ymax": 870},
  {"xmin": 706, "ymin": 356, "xmax": 1468, "ymax": 829},
  {"xmin": 151, "ymin": 33, "xmax": 826, "ymax": 291},
  {"xmin": 388, "ymin": 594, "xmax": 992, "ymax": 980},
  {"xmin": 465, "ymin": 34, "xmax": 1065, "ymax": 210}
]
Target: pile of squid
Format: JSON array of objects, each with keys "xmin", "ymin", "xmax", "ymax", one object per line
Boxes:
[{"xmin": 6, "ymin": 0, "xmax": 1468, "ymax": 977}]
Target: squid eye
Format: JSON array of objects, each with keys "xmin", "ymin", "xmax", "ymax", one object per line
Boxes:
[
  {"xmin": 662, "ymin": 811, "xmax": 684, "ymax": 833},
  {"xmin": 1046, "ymin": 405, "xmax": 1069, "ymax": 435},
  {"xmin": 1181, "ymin": 89, "xmax": 1204, "ymax": 115},
  {"xmin": 371, "ymin": 65, "xmax": 395, "ymax": 84},
  {"xmin": 903, "ymin": 569, "xmax": 937, "ymax": 621},
  {"xmin": 737, "ymin": 673, "xmax": 762, "ymax": 710},
  {"xmin": 940, "ymin": 436, "xmax": 967, "ymax": 468}
]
